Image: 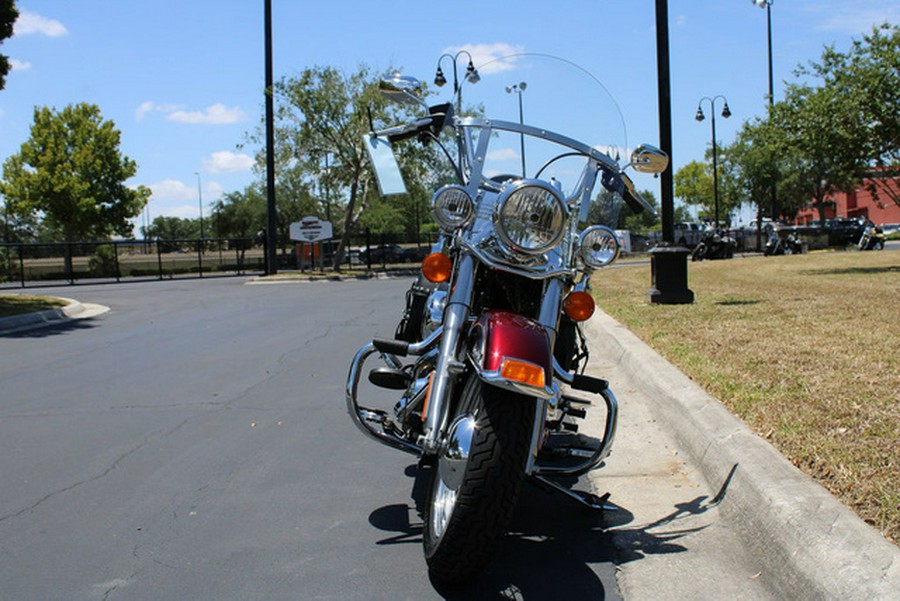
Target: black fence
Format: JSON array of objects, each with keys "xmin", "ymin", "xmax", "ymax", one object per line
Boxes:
[{"xmin": 0, "ymin": 231, "xmax": 441, "ymax": 289}]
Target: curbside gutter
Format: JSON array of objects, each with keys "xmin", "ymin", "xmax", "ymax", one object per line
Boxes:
[{"xmin": 587, "ymin": 310, "xmax": 899, "ymax": 599}]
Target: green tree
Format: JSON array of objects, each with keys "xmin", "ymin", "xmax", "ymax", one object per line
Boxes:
[
  {"xmin": 1, "ymin": 103, "xmax": 150, "ymax": 272},
  {"xmin": 266, "ymin": 65, "xmax": 436, "ymax": 269},
  {"xmin": 0, "ymin": 0, "xmax": 17, "ymax": 91},
  {"xmin": 803, "ymin": 23, "xmax": 900, "ymax": 208},
  {"xmin": 768, "ymin": 82, "xmax": 865, "ymax": 223},
  {"xmin": 674, "ymin": 161, "xmax": 713, "ymax": 219}
]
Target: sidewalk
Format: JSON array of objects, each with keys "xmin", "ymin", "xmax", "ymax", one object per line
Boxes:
[{"xmin": 585, "ymin": 310, "xmax": 899, "ymax": 600}]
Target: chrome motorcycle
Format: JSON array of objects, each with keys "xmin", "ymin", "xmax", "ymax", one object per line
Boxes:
[{"xmin": 346, "ymin": 54, "xmax": 667, "ymax": 583}]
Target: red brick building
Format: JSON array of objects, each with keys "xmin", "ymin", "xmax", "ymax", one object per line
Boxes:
[{"xmin": 792, "ymin": 176, "xmax": 900, "ymax": 226}]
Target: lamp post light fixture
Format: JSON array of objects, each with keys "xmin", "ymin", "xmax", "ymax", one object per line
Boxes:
[
  {"xmin": 505, "ymin": 82, "xmax": 527, "ymax": 177},
  {"xmin": 434, "ymin": 50, "xmax": 480, "ymax": 112},
  {"xmin": 695, "ymin": 95, "xmax": 731, "ymax": 227}
]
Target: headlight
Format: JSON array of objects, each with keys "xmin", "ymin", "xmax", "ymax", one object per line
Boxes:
[
  {"xmin": 579, "ymin": 225, "xmax": 620, "ymax": 268},
  {"xmin": 432, "ymin": 185, "xmax": 474, "ymax": 230},
  {"xmin": 494, "ymin": 180, "xmax": 567, "ymax": 255}
]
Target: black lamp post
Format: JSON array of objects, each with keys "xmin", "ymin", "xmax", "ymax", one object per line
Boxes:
[
  {"xmin": 505, "ymin": 82, "xmax": 527, "ymax": 177},
  {"xmin": 434, "ymin": 50, "xmax": 480, "ymax": 113},
  {"xmin": 695, "ymin": 96, "xmax": 731, "ymax": 227},
  {"xmin": 194, "ymin": 172, "xmax": 204, "ymax": 240},
  {"xmin": 752, "ymin": 0, "xmax": 778, "ymax": 227}
]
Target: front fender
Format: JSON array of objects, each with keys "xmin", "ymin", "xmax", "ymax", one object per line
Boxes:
[{"xmin": 468, "ymin": 310, "xmax": 557, "ymax": 399}]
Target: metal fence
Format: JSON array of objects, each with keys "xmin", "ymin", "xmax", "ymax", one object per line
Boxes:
[
  {"xmin": 0, "ymin": 239, "xmax": 264, "ymax": 289},
  {"xmin": 0, "ymin": 231, "xmax": 441, "ymax": 289}
]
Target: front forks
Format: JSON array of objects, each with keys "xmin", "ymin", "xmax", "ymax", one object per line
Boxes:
[{"xmin": 420, "ymin": 252, "xmax": 475, "ymax": 453}]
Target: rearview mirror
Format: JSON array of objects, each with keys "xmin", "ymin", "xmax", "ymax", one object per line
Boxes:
[
  {"xmin": 379, "ymin": 74, "xmax": 426, "ymax": 107},
  {"xmin": 628, "ymin": 145, "xmax": 669, "ymax": 174}
]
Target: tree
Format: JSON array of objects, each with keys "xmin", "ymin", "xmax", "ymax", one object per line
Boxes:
[
  {"xmin": 266, "ymin": 65, "xmax": 436, "ymax": 269},
  {"xmin": 0, "ymin": 0, "xmax": 17, "ymax": 91},
  {"xmin": 803, "ymin": 23, "xmax": 900, "ymax": 207},
  {"xmin": 674, "ymin": 161, "xmax": 713, "ymax": 219},
  {"xmin": 767, "ymin": 83, "xmax": 865, "ymax": 223},
  {"xmin": 1, "ymin": 103, "xmax": 150, "ymax": 271}
]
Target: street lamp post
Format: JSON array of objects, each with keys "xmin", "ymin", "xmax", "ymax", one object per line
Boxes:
[
  {"xmin": 695, "ymin": 96, "xmax": 731, "ymax": 227},
  {"xmin": 751, "ymin": 0, "xmax": 778, "ymax": 227},
  {"xmin": 194, "ymin": 172, "xmax": 204, "ymax": 241},
  {"xmin": 434, "ymin": 50, "xmax": 480, "ymax": 113},
  {"xmin": 505, "ymin": 82, "xmax": 527, "ymax": 177}
]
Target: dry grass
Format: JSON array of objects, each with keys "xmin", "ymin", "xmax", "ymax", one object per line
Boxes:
[
  {"xmin": 594, "ymin": 250, "xmax": 899, "ymax": 542},
  {"xmin": 0, "ymin": 295, "xmax": 66, "ymax": 318}
]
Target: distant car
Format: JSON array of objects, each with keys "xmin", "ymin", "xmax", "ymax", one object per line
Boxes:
[
  {"xmin": 359, "ymin": 244, "xmax": 403, "ymax": 264},
  {"xmin": 399, "ymin": 245, "xmax": 430, "ymax": 263},
  {"xmin": 673, "ymin": 222, "xmax": 706, "ymax": 248},
  {"xmin": 823, "ymin": 218, "xmax": 866, "ymax": 246}
]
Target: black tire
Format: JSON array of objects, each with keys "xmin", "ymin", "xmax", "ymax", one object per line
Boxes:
[
  {"xmin": 423, "ymin": 372, "xmax": 535, "ymax": 584},
  {"xmin": 691, "ymin": 243, "xmax": 707, "ymax": 261}
]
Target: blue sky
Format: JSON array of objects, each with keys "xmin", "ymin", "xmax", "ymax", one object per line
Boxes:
[{"xmin": 2, "ymin": 1, "xmax": 898, "ymax": 233}]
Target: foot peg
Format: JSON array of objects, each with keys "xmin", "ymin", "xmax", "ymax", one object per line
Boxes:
[{"xmin": 368, "ymin": 367, "xmax": 412, "ymax": 390}]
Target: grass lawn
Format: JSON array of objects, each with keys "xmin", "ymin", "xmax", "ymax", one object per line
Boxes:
[
  {"xmin": 0, "ymin": 294, "xmax": 67, "ymax": 318},
  {"xmin": 594, "ymin": 250, "xmax": 899, "ymax": 543}
]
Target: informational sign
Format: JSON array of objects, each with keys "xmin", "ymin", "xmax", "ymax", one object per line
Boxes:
[{"xmin": 290, "ymin": 217, "xmax": 333, "ymax": 242}]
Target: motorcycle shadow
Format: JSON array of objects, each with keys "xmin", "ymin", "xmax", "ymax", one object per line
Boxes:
[{"xmin": 367, "ymin": 464, "xmax": 629, "ymax": 599}]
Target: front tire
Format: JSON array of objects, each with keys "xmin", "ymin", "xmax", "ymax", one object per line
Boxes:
[{"xmin": 423, "ymin": 372, "xmax": 535, "ymax": 584}]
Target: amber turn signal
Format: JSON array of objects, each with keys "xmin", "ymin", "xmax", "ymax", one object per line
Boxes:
[
  {"xmin": 500, "ymin": 358, "xmax": 546, "ymax": 389},
  {"xmin": 563, "ymin": 291, "xmax": 595, "ymax": 322},
  {"xmin": 422, "ymin": 252, "xmax": 452, "ymax": 283}
]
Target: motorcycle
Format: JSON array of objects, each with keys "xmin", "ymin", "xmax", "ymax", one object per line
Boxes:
[
  {"xmin": 857, "ymin": 223, "xmax": 885, "ymax": 250},
  {"xmin": 765, "ymin": 231, "xmax": 803, "ymax": 256},
  {"xmin": 691, "ymin": 227, "xmax": 737, "ymax": 261},
  {"xmin": 346, "ymin": 54, "xmax": 667, "ymax": 583}
]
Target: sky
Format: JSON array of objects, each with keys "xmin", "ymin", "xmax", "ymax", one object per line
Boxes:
[{"xmin": 1, "ymin": 0, "xmax": 898, "ymax": 234}]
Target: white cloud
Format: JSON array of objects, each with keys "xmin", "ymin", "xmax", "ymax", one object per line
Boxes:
[
  {"xmin": 135, "ymin": 102, "xmax": 246, "ymax": 124},
  {"xmin": 441, "ymin": 43, "xmax": 526, "ymax": 74},
  {"xmin": 149, "ymin": 179, "xmax": 196, "ymax": 202},
  {"xmin": 10, "ymin": 59, "xmax": 32, "ymax": 71},
  {"xmin": 810, "ymin": 2, "xmax": 900, "ymax": 34},
  {"xmin": 135, "ymin": 101, "xmax": 183, "ymax": 121},
  {"xmin": 168, "ymin": 103, "xmax": 246, "ymax": 124},
  {"xmin": 487, "ymin": 148, "xmax": 519, "ymax": 162},
  {"xmin": 14, "ymin": 10, "xmax": 68, "ymax": 37},
  {"xmin": 202, "ymin": 151, "xmax": 255, "ymax": 173}
]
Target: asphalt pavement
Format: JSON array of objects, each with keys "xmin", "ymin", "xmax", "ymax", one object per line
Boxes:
[{"xmin": 1, "ymin": 275, "xmax": 898, "ymax": 600}]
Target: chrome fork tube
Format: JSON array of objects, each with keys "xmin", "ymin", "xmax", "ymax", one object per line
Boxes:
[
  {"xmin": 538, "ymin": 278, "xmax": 564, "ymax": 351},
  {"xmin": 421, "ymin": 252, "xmax": 475, "ymax": 453}
]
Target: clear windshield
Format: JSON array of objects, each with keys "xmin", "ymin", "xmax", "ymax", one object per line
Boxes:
[{"xmin": 454, "ymin": 54, "xmax": 629, "ymax": 227}]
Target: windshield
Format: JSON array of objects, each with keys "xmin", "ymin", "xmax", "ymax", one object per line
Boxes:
[{"xmin": 457, "ymin": 54, "xmax": 627, "ymax": 178}]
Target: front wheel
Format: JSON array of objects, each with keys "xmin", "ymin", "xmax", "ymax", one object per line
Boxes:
[{"xmin": 423, "ymin": 372, "xmax": 535, "ymax": 584}]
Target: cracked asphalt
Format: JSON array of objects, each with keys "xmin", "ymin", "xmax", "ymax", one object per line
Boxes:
[{"xmin": 0, "ymin": 277, "xmax": 622, "ymax": 600}]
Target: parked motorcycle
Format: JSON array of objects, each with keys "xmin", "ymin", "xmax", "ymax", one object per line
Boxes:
[
  {"xmin": 691, "ymin": 227, "xmax": 737, "ymax": 261},
  {"xmin": 765, "ymin": 231, "xmax": 803, "ymax": 256},
  {"xmin": 857, "ymin": 223, "xmax": 885, "ymax": 250},
  {"xmin": 346, "ymin": 54, "xmax": 666, "ymax": 584}
]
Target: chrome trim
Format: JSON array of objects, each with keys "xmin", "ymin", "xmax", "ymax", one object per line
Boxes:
[
  {"xmin": 345, "ymin": 342, "xmax": 421, "ymax": 455},
  {"xmin": 533, "ymin": 386, "xmax": 619, "ymax": 476},
  {"xmin": 476, "ymin": 368, "xmax": 558, "ymax": 400},
  {"xmin": 421, "ymin": 253, "xmax": 476, "ymax": 452}
]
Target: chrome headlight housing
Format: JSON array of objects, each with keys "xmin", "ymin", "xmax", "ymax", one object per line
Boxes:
[
  {"xmin": 432, "ymin": 185, "xmax": 474, "ymax": 230},
  {"xmin": 494, "ymin": 180, "xmax": 567, "ymax": 255},
  {"xmin": 579, "ymin": 225, "xmax": 620, "ymax": 268}
]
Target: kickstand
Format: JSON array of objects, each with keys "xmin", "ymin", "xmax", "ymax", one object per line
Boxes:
[{"xmin": 531, "ymin": 475, "xmax": 616, "ymax": 511}]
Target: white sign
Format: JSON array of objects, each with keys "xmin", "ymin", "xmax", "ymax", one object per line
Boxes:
[{"xmin": 290, "ymin": 217, "xmax": 333, "ymax": 242}]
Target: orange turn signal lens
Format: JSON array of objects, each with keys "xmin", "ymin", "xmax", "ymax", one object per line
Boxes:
[
  {"xmin": 500, "ymin": 358, "xmax": 546, "ymax": 389},
  {"xmin": 563, "ymin": 291, "xmax": 595, "ymax": 322},
  {"xmin": 421, "ymin": 252, "xmax": 452, "ymax": 283}
]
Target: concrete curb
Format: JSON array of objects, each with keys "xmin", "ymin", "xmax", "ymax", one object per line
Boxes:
[
  {"xmin": 0, "ymin": 297, "xmax": 109, "ymax": 335},
  {"xmin": 586, "ymin": 311, "xmax": 899, "ymax": 599}
]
